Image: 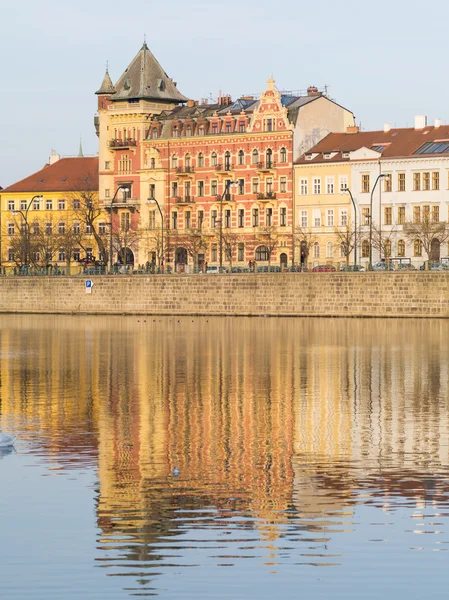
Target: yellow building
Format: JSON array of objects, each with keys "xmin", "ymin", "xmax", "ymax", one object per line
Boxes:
[
  {"xmin": 294, "ymin": 137, "xmax": 354, "ymax": 268},
  {"xmin": 0, "ymin": 153, "xmax": 101, "ymax": 273}
]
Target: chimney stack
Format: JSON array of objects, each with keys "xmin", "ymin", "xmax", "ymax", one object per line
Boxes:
[
  {"xmin": 435, "ymin": 118, "xmax": 441, "ymax": 128},
  {"xmin": 346, "ymin": 125, "xmax": 359, "ymax": 134},
  {"xmin": 49, "ymin": 150, "xmax": 60, "ymax": 165},
  {"xmin": 414, "ymin": 115, "xmax": 427, "ymax": 130},
  {"xmin": 307, "ymin": 85, "xmax": 321, "ymax": 97},
  {"xmin": 384, "ymin": 123, "xmax": 391, "ymax": 132}
]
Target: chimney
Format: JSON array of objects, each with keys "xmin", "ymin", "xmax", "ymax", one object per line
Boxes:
[
  {"xmin": 49, "ymin": 150, "xmax": 60, "ymax": 165},
  {"xmin": 307, "ymin": 85, "xmax": 321, "ymax": 97},
  {"xmin": 187, "ymin": 99, "xmax": 196, "ymax": 108},
  {"xmin": 218, "ymin": 94, "xmax": 232, "ymax": 106},
  {"xmin": 414, "ymin": 115, "xmax": 427, "ymax": 130},
  {"xmin": 346, "ymin": 125, "xmax": 359, "ymax": 134},
  {"xmin": 435, "ymin": 118, "xmax": 441, "ymax": 128},
  {"xmin": 384, "ymin": 123, "xmax": 391, "ymax": 132}
]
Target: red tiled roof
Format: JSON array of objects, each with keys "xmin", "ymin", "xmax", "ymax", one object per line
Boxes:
[
  {"xmin": 2, "ymin": 157, "xmax": 99, "ymax": 193},
  {"xmin": 295, "ymin": 126, "xmax": 449, "ymax": 164}
]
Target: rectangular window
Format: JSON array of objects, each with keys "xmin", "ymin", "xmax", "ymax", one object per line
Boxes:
[
  {"xmin": 300, "ymin": 178, "xmax": 308, "ymax": 195},
  {"xmin": 313, "ymin": 209, "xmax": 321, "ymax": 227},
  {"xmin": 86, "ymin": 248, "xmax": 93, "ymax": 260},
  {"xmin": 8, "ymin": 200, "xmax": 14, "ymax": 211},
  {"xmin": 198, "ymin": 210, "xmax": 204, "ymax": 228},
  {"xmin": 301, "ymin": 210, "xmax": 308, "ymax": 228},
  {"xmin": 211, "ymin": 180, "xmax": 217, "ymax": 196},
  {"xmin": 148, "ymin": 184, "xmax": 155, "ymax": 199},
  {"xmin": 7, "ymin": 223, "xmax": 14, "ymax": 235},
  {"xmin": 433, "ymin": 172, "xmax": 440, "ymax": 190},
  {"xmin": 398, "ymin": 173, "xmax": 406, "ymax": 192},
  {"xmin": 172, "ymin": 211, "xmax": 178, "ymax": 229},
  {"xmin": 238, "ymin": 209, "xmax": 244, "ymax": 228},
  {"xmin": 327, "ymin": 209, "xmax": 334, "ymax": 226},
  {"xmin": 58, "ymin": 250, "xmax": 65, "ymax": 262},
  {"xmin": 362, "ymin": 207, "xmax": 370, "ymax": 225},
  {"xmin": 33, "ymin": 199, "xmax": 40, "ymax": 210},
  {"xmin": 105, "ymin": 161, "xmax": 110, "ymax": 170},
  {"xmin": 423, "ymin": 205, "xmax": 430, "ymax": 222},
  {"xmin": 21, "ymin": 200, "xmax": 27, "ymax": 210},
  {"xmin": 280, "ymin": 207, "xmax": 287, "ymax": 227},
  {"xmin": 384, "ymin": 174, "xmax": 392, "ymax": 192},
  {"xmin": 238, "ymin": 243, "xmax": 244, "ymax": 261},
  {"xmin": 72, "ymin": 222, "xmax": 80, "ymax": 234},
  {"xmin": 266, "ymin": 208, "xmax": 273, "ymax": 226},
  {"xmin": 238, "ymin": 179, "xmax": 245, "ymax": 195},
  {"xmin": 45, "ymin": 222, "xmax": 53, "ymax": 235},
  {"xmin": 212, "ymin": 123, "xmax": 218, "ymax": 134},
  {"xmin": 8, "ymin": 249, "xmax": 14, "ymax": 262},
  {"xmin": 171, "ymin": 182, "xmax": 178, "ymax": 197},
  {"xmin": 239, "ymin": 122, "xmax": 246, "ymax": 133},
  {"xmin": 85, "ymin": 224, "xmax": 92, "ymax": 234},
  {"xmin": 280, "ymin": 177, "xmax": 287, "ymax": 193},
  {"xmin": 432, "ymin": 206, "xmax": 439, "ymax": 222},
  {"xmin": 120, "ymin": 213, "xmax": 130, "ymax": 231},
  {"xmin": 384, "ymin": 206, "xmax": 392, "ymax": 225},
  {"xmin": 252, "ymin": 208, "xmax": 259, "ymax": 227},
  {"xmin": 362, "ymin": 174, "xmax": 370, "ymax": 193},
  {"xmin": 398, "ymin": 206, "xmax": 406, "ymax": 224},
  {"xmin": 225, "ymin": 122, "xmax": 232, "ymax": 133},
  {"xmin": 252, "ymin": 179, "xmax": 259, "ymax": 194},
  {"xmin": 340, "ymin": 209, "xmax": 348, "ymax": 226},
  {"xmin": 211, "ymin": 210, "xmax": 217, "ymax": 228},
  {"xmin": 99, "ymin": 222, "xmax": 106, "ymax": 234},
  {"xmin": 58, "ymin": 199, "xmax": 65, "ymax": 210},
  {"xmin": 224, "ymin": 210, "xmax": 231, "ymax": 228},
  {"xmin": 73, "ymin": 199, "xmax": 80, "ymax": 210},
  {"xmin": 211, "ymin": 244, "xmax": 217, "ymax": 261},
  {"xmin": 312, "ymin": 177, "xmax": 321, "ymax": 195},
  {"xmin": 73, "ymin": 249, "xmax": 80, "ymax": 262},
  {"xmin": 339, "ymin": 176, "xmax": 348, "ymax": 192},
  {"xmin": 266, "ymin": 178, "xmax": 273, "ymax": 194},
  {"xmin": 185, "ymin": 211, "xmax": 191, "ymax": 229},
  {"xmin": 326, "ymin": 177, "xmax": 334, "ymax": 194},
  {"xmin": 148, "ymin": 211, "xmax": 156, "ymax": 229},
  {"xmin": 46, "ymin": 200, "xmax": 53, "ymax": 210},
  {"xmin": 423, "ymin": 172, "xmax": 430, "ymax": 191},
  {"xmin": 413, "ymin": 206, "xmax": 421, "ymax": 224},
  {"xmin": 58, "ymin": 222, "xmax": 66, "ymax": 234},
  {"xmin": 413, "ymin": 172, "xmax": 421, "ymax": 191},
  {"xmin": 198, "ymin": 181, "xmax": 204, "ymax": 197}
]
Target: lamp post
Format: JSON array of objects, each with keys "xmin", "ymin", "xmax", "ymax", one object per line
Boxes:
[
  {"xmin": 146, "ymin": 197, "xmax": 164, "ymax": 271},
  {"xmin": 343, "ymin": 186, "xmax": 357, "ymax": 268},
  {"xmin": 11, "ymin": 194, "xmax": 43, "ymax": 268},
  {"xmin": 369, "ymin": 174, "xmax": 385, "ymax": 270},
  {"xmin": 109, "ymin": 186, "xmax": 129, "ymax": 273},
  {"xmin": 219, "ymin": 180, "xmax": 237, "ymax": 272}
]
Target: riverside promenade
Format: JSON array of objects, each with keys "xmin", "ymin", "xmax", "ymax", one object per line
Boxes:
[{"xmin": 0, "ymin": 272, "xmax": 448, "ymax": 318}]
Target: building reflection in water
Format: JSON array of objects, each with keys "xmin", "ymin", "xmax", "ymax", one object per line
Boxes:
[{"xmin": 1, "ymin": 315, "xmax": 449, "ymax": 590}]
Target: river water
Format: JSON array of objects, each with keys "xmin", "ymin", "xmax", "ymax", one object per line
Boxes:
[{"xmin": 0, "ymin": 315, "xmax": 448, "ymax": 599}]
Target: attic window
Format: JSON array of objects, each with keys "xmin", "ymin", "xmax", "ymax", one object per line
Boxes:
[
  {"xmin": 323, "ymin": 153, "xmax": 331, "ymax": 159},
  {"xmin": 305, "ymin": 153, "xmax": 313, "ymax": 160},
  {"xmin": 39, "ymin": 178, "xmax": 44, "ymax": 183},
  {"xmin": 157, "ymin": 79, "xmax": 165, "ymax": 91},
  {"xmin": 61, "ymin": 177, "xmax": 67, "ymax": 182},
  {"xmin": 123, "ymin": 79, "xmax": 131, "ymax": 90},
  {"xmin": 371, "ymin": 145, "xmax": 386, "ymax": 152},
  {"xmin": 342, "ymin": 152, "xmax": 350, "ymax": 158}
]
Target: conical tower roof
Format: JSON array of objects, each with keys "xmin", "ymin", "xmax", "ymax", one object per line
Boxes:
[
  {"xmin": 111, "ymin": 42, "xmax": 187, "ymax": 104},
  {"xmin": 96, "ymin": 68, "xmax": 116, "ymax": 95}
]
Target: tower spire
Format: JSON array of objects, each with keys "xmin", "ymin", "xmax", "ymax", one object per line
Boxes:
[{"xmin": 78, "ymin": 138, "xmax": 84, "ymax": 158}]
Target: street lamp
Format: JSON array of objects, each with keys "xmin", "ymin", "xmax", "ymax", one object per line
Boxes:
[
  {"xmin": 369, "ymin": 174, "xmax": 385, "ymax": 270},
  {"xmin": 109, "ymin": 186, "xmax": 129, "ymax": 273},
  {"xmin": 11, "ymin": 194, "xmax": 43, "ymax": 268},
  {"xmin": 219, "ymin": 180, "xmax": 237, "ymax": 272},
  {"xmin": 146, "ymin": 197, "xmax": 164, "ymax": 271},
  {"xmin": 343, "ymin": 186, "xmax": 358, "ymax": 268}
]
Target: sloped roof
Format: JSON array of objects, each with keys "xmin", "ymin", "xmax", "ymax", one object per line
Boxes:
[
  {"xmin": 2, "ymin": 157, "xmax": 99, "ymax": 193},
  {"xmin": 96, "ymin": 69, "xmax": 115, "ymax": 95},
  {"xmin": 295, "ymin": 125, "xmax": 449, "ymax": 164},
  {"xmin": 112, "ymin": 43, "xmax": 187, "ymax": 103}
]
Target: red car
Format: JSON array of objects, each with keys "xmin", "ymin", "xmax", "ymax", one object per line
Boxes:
[{"xmin": 312, "ymin": 265, "xmax": 336, "ymax": 272}]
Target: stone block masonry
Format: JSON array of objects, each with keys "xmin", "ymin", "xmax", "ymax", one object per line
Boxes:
[{"xmin": 0, "ymin": 273, "xmax": 448, "ymax": 318}]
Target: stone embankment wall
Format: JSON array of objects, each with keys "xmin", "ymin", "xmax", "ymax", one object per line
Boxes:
[{"xmin": 0, "ymin": 273, "xmax": 448, "ymax": 317}]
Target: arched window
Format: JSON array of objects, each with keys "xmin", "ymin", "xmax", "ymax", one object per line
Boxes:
[
  {"xmin": 414, "ymin": 239, "xmax": 422, "ymax": 256},
  {"xmin": 313, "ymin": 242, "xmax": 320, "ymax": 258},
  {"xmin": 172, "ymin": 126, "xmax": 178, "ymax": 138},
  {"xmin": 326, "ymin": 241, "xmax": 333, "ymax": 258},
  {"xmin": 238, "ymin": 150, "xmax": 245, "ymax": 166},
  {"xmin": 224, "ymin": 151, "xmax": 231, "ymax": 170},
  {"xmin": 198, "ymin": 153, "xmax": 204, "ymax": 167},
  {"xmin": 150, "ymin": 158, "xmax": 156, "ymax": 169},
  {"xmin": 384, "ymin": 240, "xmax": 392, "ymax": 258},
  {"xmin": 185, "ymin": 154, "xmax": 191, "ymax": 168},
  {"xmin": 280, "ymin": 147, "xmax": 287, "ymax": 163},
  {"xmin": 172, "ymin": 155, "xmax": 178, "ymax": 169},
  {"xmin": 211, "ymin": 152, "xmax": 218, "ymax": 166},
  {"xmin": 252, "ymin": 149, "xmax": 259, "ymax": 164},
  {"xmin": 266, "ymin": 148, "xmax": 273, "ymax": 168},
  {"xmin": 362, "ymin": 240, "xmax": 370, "ymax": 258},
  {"xmin": 199, "ymin": 126, "xmax": 205, "ymax": 136},
  {"xmin": 398, "ymin": 239, "xmax": 405, "ymax": 257},
  {"xmin": 255, "ymin": 245, "xmax": 269, "ymax": 261}
]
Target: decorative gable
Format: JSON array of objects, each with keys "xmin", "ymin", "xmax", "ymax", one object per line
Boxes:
[
  {"xmin": 350, "ymin": 147, "xmax": 382, "ymax": 161},
  {"xmin": 248, "ymin": 77, "xmax": 293, "ymax": 133}
]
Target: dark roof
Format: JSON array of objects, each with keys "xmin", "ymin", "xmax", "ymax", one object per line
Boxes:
[
  {"xmin": 112, "ymin": 43, "xmax": 187, "ymax": 104},
  {"xmin": 96, "ymin": 69, "xmax": 115, "ymax": 95},
  {"xmin": 2, "ymin": 157, "xmax": 99, "ymax": 193},
  {"xmin": 295, "ymin": 125, "xmax": 449, "ymax": 164}
]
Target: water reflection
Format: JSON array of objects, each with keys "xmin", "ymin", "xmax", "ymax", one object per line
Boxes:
[{"xmin": 1, "ymin": 316, "xmax": 449, "ymax": 598}]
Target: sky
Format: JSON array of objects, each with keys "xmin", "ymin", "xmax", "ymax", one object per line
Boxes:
[{"xmin": 1, "ymin": 0, "xmax": 448, "ymax": 187}]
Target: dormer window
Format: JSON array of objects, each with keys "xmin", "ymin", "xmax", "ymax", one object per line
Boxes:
[
  {"xmin": 152, "ymin": 129, "xmax": 158, "ymax": 139},
  {"xmin": 342, "ymin": 152, "xmax": 350, "ymax": 158},
  {"xmin": 173, "ymin": 126, "xmax": 179, "ymax": 138},
  {"xmin": 212, "ymin": 123, "xmax": 218, "ymax": 134},
  {"xmin": 239, "ymin": 121, "xmax": 246, "ymax": 133},
  {"xmin": 199, "ymin": 126, "xmax": 205, "ymax": 136},
  {"xmin": 324, "ymin": 153, "xmax": 331, "ymax": 159},
  {"xmin": 305, "ymin": 153, "xmax": 313, "ymax": 161},
  {"xmin": 186, "ymin": 126, "xmax": 192, "ymax": 137},
  {"xmin": 225, "ymin": 122, "xmax": 232, "ymax": 133}
]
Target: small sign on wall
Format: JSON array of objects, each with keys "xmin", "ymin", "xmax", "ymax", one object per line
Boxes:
[{"xmin": 85, "ymin": 280, "xmax": 94, "ymax": 294}]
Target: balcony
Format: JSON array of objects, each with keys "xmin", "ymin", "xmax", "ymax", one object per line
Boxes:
[
  {"xmin": 256, "ymin": 160, "xmax": 277, "ymax": 172},
  {"xmin": 108, "ymin": 138, "xmax": 137, "ymax": 149},
  {"xmin": 174, "ymin": 195, "xmax": 195, "ymax": 204},
  {"xmin": 175, "ymin": 166, "xmax": 195, "ymax": 176},
  {"xmin": 257, "ymin": 191, "xmax": 277, "ymax": 201},
  {"xmin": 215, "ymin": 163, "xmax": 235, "ymax": 174},
  {"xmin": 105, "ymin": 197, "xmax": 140, "ymax": 212}
]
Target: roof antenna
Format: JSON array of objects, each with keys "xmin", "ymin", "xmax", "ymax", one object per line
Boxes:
[{"xmin": 143, "ymin": 33, "xmax": 147, "ymax": 46}]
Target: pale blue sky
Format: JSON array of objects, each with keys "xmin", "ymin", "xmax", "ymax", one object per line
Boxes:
[{"xmin": 1, "ymin": 0, "xmax": 448, "ymax": 187}]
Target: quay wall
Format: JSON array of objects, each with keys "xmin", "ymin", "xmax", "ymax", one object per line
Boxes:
[{"xmin": 0, "ymin": 273, "xmax": 448, "ymax": 318}]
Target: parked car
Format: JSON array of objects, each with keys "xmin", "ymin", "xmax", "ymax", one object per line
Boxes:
[
  {"xmin": 206, "ymin": 266, "xmax": 227, "ymax": 274},
  {"xmin": 420, "ymin": 262, "xmax": 449, "ymax": 271},
  {"xmin": 397, "ymin": 263, "xmax": 416, "ymax": 271},
  {"xmin": 312, "ymin": 265, "xmax": 336, "ymax": 272},
  {"xmin": 341, "ymin": 265, "xmax": 365, "ymax": 272},
  {"xmin": 371, "ymin": 261, "xmax": 394, "ymax": 271}
]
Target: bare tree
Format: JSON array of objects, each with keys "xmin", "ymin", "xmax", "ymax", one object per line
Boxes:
[
  {"xmin": 176, "ymin": 228, "xmax": 207, "ymax": 272},
  {"xmin": 257, "ymin": 226, "xmax": 279, "ymax": 267},
  {"xmin": 333, "ymin": 220, "xmax": 363, "ymax": 267},
  {"xmin": 293, "ymin": 226, "xmax": 317, "ymax": 268},
  {"xmin": 221, "ymin": 229, "xmax": 242, "ymax": 271},
  {"xmin": 32, "ymin": 219, "xmax": 61, "ymax": 269},
  {"xmin": 404, "ymin": 216, "xmax": 449, "ymax": 263},
  {"xmin": 112, "ymin": 223, "xmax": 141, "ymax": 268},
  {"xmin": 371, "ymin": 224, "xmax": 397, "ymax": 264}
]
